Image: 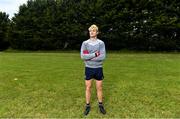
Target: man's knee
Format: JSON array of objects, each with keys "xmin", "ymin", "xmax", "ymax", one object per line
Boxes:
[
  {"xmin": 86, "ymin": 84, "xmax": 92, "ymax": 91},
  {"xmin": 96, "ymin": 85, "xmax": 102, "ymax": 91}
]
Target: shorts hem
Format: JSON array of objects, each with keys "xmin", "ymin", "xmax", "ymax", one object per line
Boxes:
[{"xmin": 85, "ymin": 78, "xmax": 104, "ymax": 81}]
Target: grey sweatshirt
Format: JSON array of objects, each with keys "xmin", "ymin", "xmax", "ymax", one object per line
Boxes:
[{"xmin": 80, "ymin": 39, "xmax": 106, "ymax": 68}]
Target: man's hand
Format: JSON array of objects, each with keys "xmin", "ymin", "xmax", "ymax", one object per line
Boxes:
[{"xmin": 95, "ymin": 51, "xmax": 100, "ymax": 57}]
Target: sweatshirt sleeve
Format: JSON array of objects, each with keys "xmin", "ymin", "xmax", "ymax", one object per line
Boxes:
[
  {"xmin": 91, "ymin": 41, "xmax": 106, "ymax": 61},
  {"xmin": 80, "ymin": 42, "xmax": 96, "ymax": 60}
]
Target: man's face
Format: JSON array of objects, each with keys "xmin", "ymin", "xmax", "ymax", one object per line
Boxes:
[{"xmin": 89, "ymin": 29, "xmax": 98, "ymax": 38}]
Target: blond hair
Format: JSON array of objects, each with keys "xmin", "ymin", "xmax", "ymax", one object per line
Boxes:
[{"xmin": 88, "ymin": 24, "xmax": 99, "ymax": 32}]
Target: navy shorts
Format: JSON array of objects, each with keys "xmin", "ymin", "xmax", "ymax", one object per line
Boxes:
[{"xmin": 85, "ymin": 67, "xmax": 104, "ymax": 80}]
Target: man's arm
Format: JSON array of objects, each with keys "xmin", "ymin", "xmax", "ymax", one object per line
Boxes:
[
  {"xmin": 80, "ymin": 42, "xmax": 96, "ymax": 60},
  {"xmin": 91, "ymin": 42, "xmax": 106, "ymax": 61}
]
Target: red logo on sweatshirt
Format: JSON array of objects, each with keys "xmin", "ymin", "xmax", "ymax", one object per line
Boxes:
[{"xmin": 83, "ymin": 50, "xmax": 89, "ymax": 54}]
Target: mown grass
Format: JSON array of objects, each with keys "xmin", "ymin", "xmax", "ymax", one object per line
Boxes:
[{"xmin": 0, "ymin": 52, "xmax": 179, "ymax": 118}]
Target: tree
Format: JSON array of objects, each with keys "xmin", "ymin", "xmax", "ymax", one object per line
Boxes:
[
  {"xmin": 0, "ymin": 12, "xmax": 10, "ymax": 50},
  {"xmin": 9, "ymin": 0, "xmax": 180, "ymax": 51}
]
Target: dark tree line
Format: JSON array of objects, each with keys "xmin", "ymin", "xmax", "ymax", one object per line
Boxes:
[
  {"xmin": 0, "ymin": 0, "xmax": 180, "ymax": 51},
  {"xmin": 0, "ymin": 12, "xmax": 10, "ymax": 50}
]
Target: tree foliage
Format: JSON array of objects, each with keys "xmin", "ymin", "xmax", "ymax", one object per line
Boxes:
[
  {"xmin": 0, "ymin": 12, "xmax": 10, "ymax": 50},
  {"xmin": 4, "ymin": 0, "xmax": 180, "ymax": 51}
]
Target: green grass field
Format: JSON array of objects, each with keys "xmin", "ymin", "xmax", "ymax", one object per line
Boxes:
[{"xmin": 0, "ymin": 52, "xmax": 180, "ymax": 118}]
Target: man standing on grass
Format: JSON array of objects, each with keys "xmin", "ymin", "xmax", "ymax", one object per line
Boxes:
[{"xmin": 80, "ymin": 24, "xmax": 106, "ymax": 116}]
